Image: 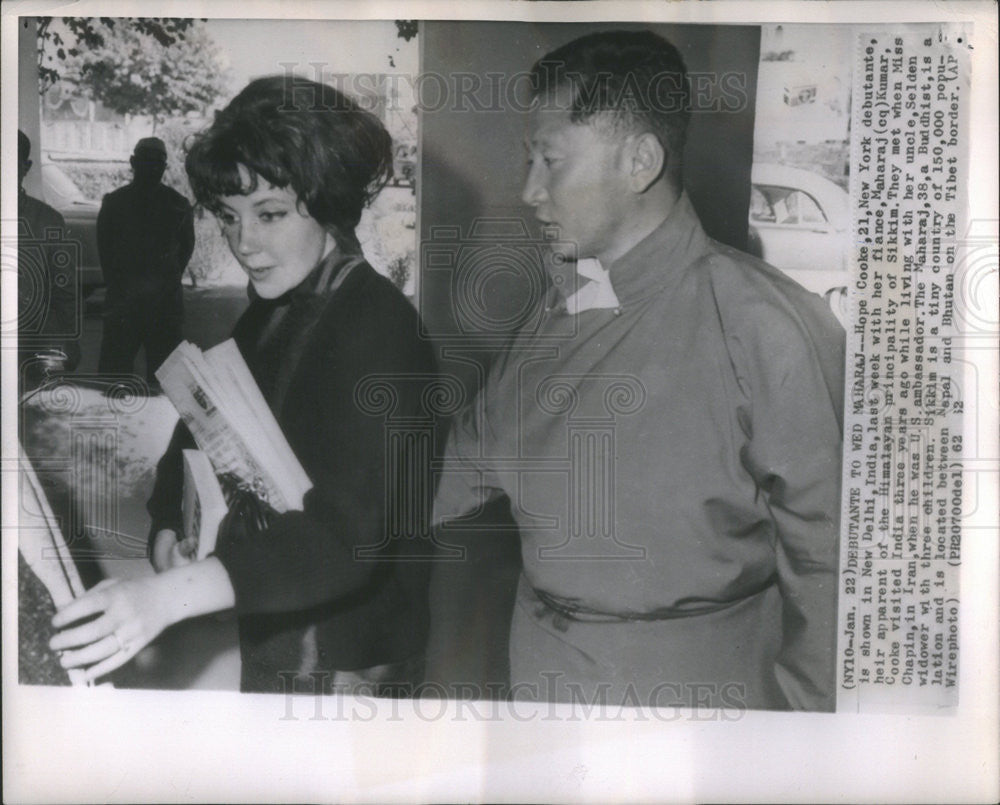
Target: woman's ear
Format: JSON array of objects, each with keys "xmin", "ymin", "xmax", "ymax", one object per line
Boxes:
[{"xmin": 628, "ymin": 132, "xmax": 667, "ymax": 193}]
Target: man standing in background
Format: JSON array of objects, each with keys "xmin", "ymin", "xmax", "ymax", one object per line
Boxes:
[
  {"xmin": 97, "ymin": 136, "xmax": 194, "ymax": 384},
  {"xmin": 17, "ymin": 129, "xmax": 81, "ymax": 388}
]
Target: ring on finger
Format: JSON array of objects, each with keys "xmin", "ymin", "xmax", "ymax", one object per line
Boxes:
[{"xmin": 111, "ymin": 632, "xmax": 130, "ymax": 654}]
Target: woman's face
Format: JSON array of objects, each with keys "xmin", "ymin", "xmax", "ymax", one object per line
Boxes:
[{"xmin": 217, "ymin": 166, "xmax": 334, "ymax": 299}]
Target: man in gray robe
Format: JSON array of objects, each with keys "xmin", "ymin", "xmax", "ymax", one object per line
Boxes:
[{"xmin": 433, "ymin": 30, "xmax": 845, "ymax": 712}]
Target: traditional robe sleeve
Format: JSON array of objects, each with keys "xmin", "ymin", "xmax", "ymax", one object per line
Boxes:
[
  {"xmin": 732, "ymin": 293, "xmax": 845, "ymax": 711},
  {"xmin": 432, "ymin": 385, "xmax": 507, "ymax": 526}
]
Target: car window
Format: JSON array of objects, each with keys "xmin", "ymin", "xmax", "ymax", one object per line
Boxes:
[
  {"xmin": 750, "ymin": 184, "xmax": 828, "ymax": 226},
  {"xmin": 749, "ymin": 186, "xmax": 774, "ymax": 222},
  {"xmin": 797, "ymin": 191, "xmax": 825, "ymax": 223},
  {"xmin": 41, "ymin": 163, "xmax": 88, "ymax": 206}
]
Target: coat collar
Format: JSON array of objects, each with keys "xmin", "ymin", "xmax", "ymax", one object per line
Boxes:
[
  {"xmin": 248, "ymin": 240, "xmax": 363, "ymax": 307},
  {"xmin": 547, "ymin": 193, "xmax": 710, "ymax": 314},
  {"xmin": 606, "ymin": 192, "xmax": 711, "ymax": 307}
]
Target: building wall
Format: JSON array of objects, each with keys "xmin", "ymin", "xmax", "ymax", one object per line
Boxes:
[
  {"xmin": 18, "ymin": 16, "xmax": 42, "ymax": 198},
  {"xmin": 418, "ymin": 21, "xmax": 761, "ymax": 377}
]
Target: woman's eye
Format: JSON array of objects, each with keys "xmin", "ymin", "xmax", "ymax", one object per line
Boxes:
[
  {"xmin": 260, "ymin": 211, "xmax": 286, "ymax": 223},
  {"xmin": 527, "ymin": 155, "xmax": 555, "ymax": 169},
  {"xmin": 218, "ymin": 212, "xmax": 237, "ymax": 227}
]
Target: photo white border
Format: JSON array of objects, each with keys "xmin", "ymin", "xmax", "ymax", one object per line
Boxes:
[{"xmin": 2, "ymin": 1, "xmax": 996, "ymax": 803}]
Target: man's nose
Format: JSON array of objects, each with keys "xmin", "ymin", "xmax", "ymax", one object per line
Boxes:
[{"xmin": 521, "ymin": 163, "xmax": 548, "ymax": 207}]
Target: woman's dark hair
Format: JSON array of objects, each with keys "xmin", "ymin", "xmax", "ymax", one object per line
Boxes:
[
  {"xmin": 530, "ymin": 30, "xmax": 691, "ymax": 189},
  {"xmin": 186, "ymin": 74, "xmax": 393, "ymax": 236}
]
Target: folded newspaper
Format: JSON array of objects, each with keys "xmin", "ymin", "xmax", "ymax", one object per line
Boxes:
[
  {"xmin": 181, "ymin": 449, "xmax": 229, "ymax": 559},
  {"xmin": 156, "ymin": 339, "xmax": 312, "ymax": 517}
]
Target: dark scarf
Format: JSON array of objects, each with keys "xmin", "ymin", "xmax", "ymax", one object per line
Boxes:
[{"xmin": 248, "ymin": 241, "xmax": 365, "ymax": 414}]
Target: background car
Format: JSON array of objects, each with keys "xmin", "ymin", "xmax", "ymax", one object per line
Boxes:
[
  {"xmin": 748, "ymin": 162, "xmax": 849, "ymax": 297},
  {"xmin": 392, "ymin": 143, "xmax": 416, "ymax": 188},
  {"xmin": 40, "ymin": 160, "xmax": 102, "ymax": 291}
]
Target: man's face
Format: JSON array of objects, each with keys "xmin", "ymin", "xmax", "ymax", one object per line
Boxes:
[{"xmin": 522, "ymin": 87, "xmax": 633, "ymax": 266}]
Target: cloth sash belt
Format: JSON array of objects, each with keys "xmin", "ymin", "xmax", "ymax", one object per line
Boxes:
[{"xmin": 531, "ymin": 577, "xmax": 777, "ymax": 631}]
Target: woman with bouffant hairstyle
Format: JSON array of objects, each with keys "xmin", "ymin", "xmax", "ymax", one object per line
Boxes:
[
  {"xmin": 51, "ymin": 75, "xmax": 438, "ymax": 697},
  {"xmin": 186, "ymin": 74, "xmax": 392, "ymax": 255}
]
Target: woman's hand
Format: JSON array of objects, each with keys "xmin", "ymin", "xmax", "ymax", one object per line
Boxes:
[
  {"xmin": 49, "ymin": 576, "xmax": 174, "ymax": 683},
  {"xmin": 49, "ymin": 558, "xmax": 237, "ymax": 683},
  {"xmin": 151, "ymin": 528, "xmax": 197, "ymax": 573}
]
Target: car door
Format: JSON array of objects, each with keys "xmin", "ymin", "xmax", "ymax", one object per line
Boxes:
[{"xmin": 749, "ymin": 182, "xmax": 846, "ymax": 294}]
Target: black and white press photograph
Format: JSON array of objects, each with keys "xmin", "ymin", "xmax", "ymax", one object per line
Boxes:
[{"xmin": 3, "ymin": 2, "xmax": 997, "ymax": 803}]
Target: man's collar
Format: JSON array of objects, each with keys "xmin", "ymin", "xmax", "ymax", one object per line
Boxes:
[
  {"xmin": 550, "ymin": 193, "xmax": 710, "ymax": 315},
  {"xmin": 562, "ymin": 257, "xmax": 621, "ymax": 314},
  {"xmin": 605, "ymin": 192, "xmax": 710, "ymax": 306}
]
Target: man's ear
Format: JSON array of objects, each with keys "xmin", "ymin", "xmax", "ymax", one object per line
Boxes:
[{"xmin": 627, "ymin": 132, "xmax": 667, "ymax": 193}]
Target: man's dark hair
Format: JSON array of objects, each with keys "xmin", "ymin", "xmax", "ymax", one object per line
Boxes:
[
  {"xmin": 131, "ymin": 136, "xmax": 168, "ymax": 185},
  {"xmin": 530, "ymin": 30, "xmax": 691, "ymax": 188},
  {"xmin": 185, "ymin": 74, "xmax": 393, "ymax": 239}
]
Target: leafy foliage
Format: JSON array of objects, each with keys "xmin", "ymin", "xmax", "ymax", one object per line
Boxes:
[
  {"xmin": 387, "ymin": 254, "xmax": 411, "ymax": 292},
  {"xmin": 41, "ymin": 19, "xmax": 229, "ymax": 130},
  {"xmin": 394, "ymin": 20, "xmax": 418, "ymax": 42},
  {"xmin": 37, "ymin": 18, "xmax": 200, "ymax": 93},
  {"xmin": 74, "ymin": 26, "xmax": 228, "ymax": 128}
]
